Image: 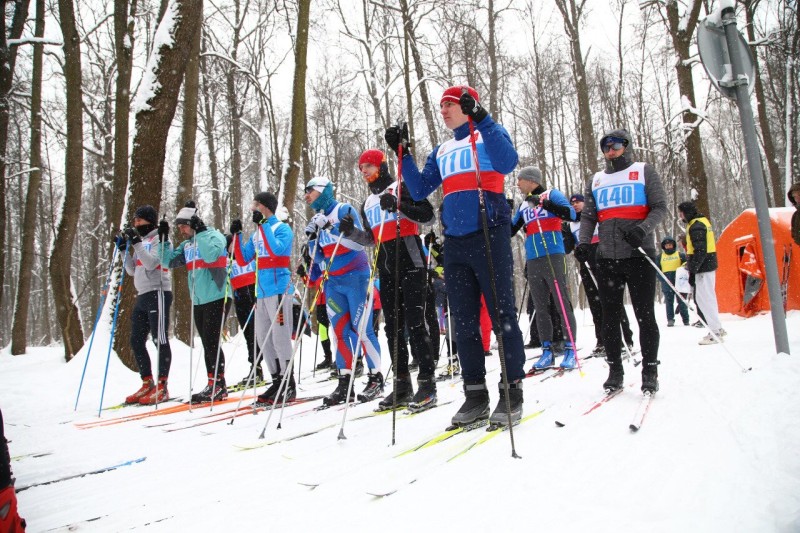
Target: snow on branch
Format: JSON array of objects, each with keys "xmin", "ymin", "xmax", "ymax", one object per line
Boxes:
[
  {"xmin": 7, "ymin": 37, "xmax": 62, "ymax": 47},
  {"xmin": 131, "ymin": 1, "xmax": 180, "ymax": 115}
]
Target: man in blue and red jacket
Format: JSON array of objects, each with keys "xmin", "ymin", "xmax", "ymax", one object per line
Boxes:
[{"xmin": 384, "ymin": 85, "xmax": 525, "ymax": 427}]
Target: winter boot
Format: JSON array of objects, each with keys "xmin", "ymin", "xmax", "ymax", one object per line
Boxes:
[
  {"xmin": 315, "ymin": 356, "xmax": 333, "ymax": 371},
  {"xmin": 450, "ymin": 380, "xmax": 490, "ymax": 427},
  {"xmin": 603, "ymin": 361, "xmax": 624, "ymax": 392},
  {"xmin": 489, "ymin": 380, "xmax": 523, "ymax": 426},
  {"xmin": 532, "ymin": 342, "xmax": 554, "ymax": 371},
  {"xmin": 323, "ymin": 376, "xmax": 355, "ymax": 406},
  {"xmin": 378, "ymin": 376, "xmax": 414, "ymax": 410},
  {"xmin": 641, "ymin": 360, "xmax": 659, "ymax": 394},
  {"xmin": 409, "ymin": 376, "xmax": 437, "ymax": 412},
  {"xmin": 256, "ymin": 374, "xmax": 282, "ymax": 404},
  {"xmin": 192, "ymin": 375, "xmax": 227, "ymax": 403},
  {"xmin": 357, "ymin": 372, "xmax": 384, "ymax": 403},
  {"xmin": 139, "ymin": 379, "xmax": 169, "ymax": 405},
  {"xmin": 560, "ymin": 343, "xmax": 577, "ymax": 369},
  {"xmin": 125, "ymin": 378, "xmax": 154, "ymax": 404}
]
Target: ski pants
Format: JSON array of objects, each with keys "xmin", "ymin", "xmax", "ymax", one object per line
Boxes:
[
  {"xmin": 661, "ymin": 271, "xmax": 689, "ymax": 324},
  {"xmin": 380, "ymin": 265, "xmax": 435, "ymax": 379},
  {"xmin": 425, "ymin": 279, "xmax": 440, "ymax": 362},
  {"xmin": 193, "ymin": 298, "xmax": 226, "ymax": 377},
  {"xmin": 325, "ymin": 271, "xmax": 381, "ymax": 374},
  {"xmin": 526, "ymin": 291, "xmax": 562, "ymax": 346},
  {"xmin": 444, "ymin": 224, "xmax": 526, "ymax": 383},
  {"xmin": 526, "ymin": 254, "xmax": 577, "ymax": 345},
  {"xmin": 255, "ymin": 293, "xmax": 293, "ymax": 376},
  {"xmin": 130, "ymin": 290, "xmax": 172, "ymax": 380},
  {"xmin": 695, "ymin": 271, "xmax": 722, "ymax": 333},
  {"xmin": 579, "ymin": 251, "xmax": 634, "ymax": 346},
  {"xmin": 596, "ymin": 256, "xmax": 659, "ymax": 366},
  {"xmin": 233, "ymin": 285, "xmax": 257, "ymax": 365}
]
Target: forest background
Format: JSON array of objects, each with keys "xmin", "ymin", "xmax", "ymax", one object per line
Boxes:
[{"xmin": 0, "ymin": 0, "xmax": 796, "ymax": 370}]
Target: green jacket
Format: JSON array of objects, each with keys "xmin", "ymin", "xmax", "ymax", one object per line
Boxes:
[{"xmin": 162, "ymin": 228, "xmax": 229, "ymax": 305}]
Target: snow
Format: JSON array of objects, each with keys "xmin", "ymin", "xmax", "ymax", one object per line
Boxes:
[
  {"xmin": 3, "ymin": 309, "xmax": 800, "ymax": 531},
  {"xmin": 130, "ymin": 1, "xmax": 180, "ymax": 115}
]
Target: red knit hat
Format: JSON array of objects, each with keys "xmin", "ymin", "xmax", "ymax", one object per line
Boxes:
[
  {"xmin": 358, "ymin": 149, "xmax": 386, "ymax": 168},
  {"xmin": 440, "ymin": 85, "xmax": 479, "ymax": 106}
]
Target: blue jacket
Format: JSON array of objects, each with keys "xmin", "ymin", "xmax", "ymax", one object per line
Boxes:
[
  {"xmin": 310, "ymin": 202, "xmax": 370, "ymax": 277},
  {"xmin": 235, "ymin": 215, "xmax": 294, "ymax": 298},
  {"xmin": 512, "ymin": 189, "xmax": 576, "ymax": 259}
]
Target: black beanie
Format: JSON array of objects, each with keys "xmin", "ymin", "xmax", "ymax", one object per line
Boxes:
[
  {"xmin": 254, "ymin": 192, "xmax": 278, "ymax": 214},
  {"xmin": 134, "ymin": 205, "xmax": 158, "ymax": 225}
]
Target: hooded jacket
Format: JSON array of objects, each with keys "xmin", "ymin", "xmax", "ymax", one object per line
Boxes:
[
  {"xmin": 789, "ymin": 183, "xmax": 800, "ymax": 246},
  {"xmin": 679, "ymin": 202, "xmax": 718, "ymax": 274}
]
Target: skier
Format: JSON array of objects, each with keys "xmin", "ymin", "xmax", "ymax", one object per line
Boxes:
[
  {"xmin": 575, "ymin": 129, "xmax": 667, "ymax": 393},
  {"xmin": 789, "ymin": 183, "xmax": 800, "ymax": 245},
  {"xmin": 120, "ymin": 205, "xmax": 173, "ymax": 405},
  {"xmin": 231, "ymin": 191, "xmax": 296, "ymax": 404},
  {"xmin": 656, "ymin": 236, "xmax": 689, "ymax": 327},
  {"xmin": 225, "ymin": 231, "xmax": 262, "ymax": 389},
  {"xmin": 339, "ymin": 148, "xmax": 437, "ymax": 412},
  {"xmin": 303, "ymin": 176, "xmax": 384, "ymax": 406},
  {"xmin": 161, "ymin": 202, "xmax": 230, "ymax": 402},
  {"xmin": 678, "ymin": 201, "xmax": 726, "ymax": 344},
  {"xmin": 384, "ymin": 85, "xmax": 526, "ymax": 427},
  {"xmin": 0, "ymin": 409, "xmax": 25, "ymax": 532},
  {"xmin": 511, "ymin": 167, "xmax": 579, "ymax": 372},
  {"xmin": 563, "ymin": 193, "xmax": 635, "ymax": 356}
]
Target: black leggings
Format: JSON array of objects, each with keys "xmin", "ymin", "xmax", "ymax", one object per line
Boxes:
[
  {"xmin": 596, "ymin": 256, "xmax": 659, "ymax": 365},
  {"xmin": 130, "ymin": 291, "xmax": 172, "ymax": 379},
  {"xmin": 194, "ymin": 298, "xmax": 226, "ymax": 376},
  {"xmin": 233, "ymin": 285, "xmax": 256, "ymax": 364}
]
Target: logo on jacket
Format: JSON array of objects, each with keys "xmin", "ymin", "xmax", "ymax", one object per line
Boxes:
[{"xmin": 628, "ymin": 171, "xmax": 639, "ymax": 181}]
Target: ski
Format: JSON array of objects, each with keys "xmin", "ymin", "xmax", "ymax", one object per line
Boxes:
[
  {"xmin": 11, "ymin": 451, "xmax": 53, "ymax": 461},
  {"xmin": 629, "ymin": 391, "xmax": 654, "ymax": 432},
  {"xmin": 554, "ymin": 384, "xmax": 632, "ymax": 427},
  {"xmin": 15, "ymin": 457, "xmax": 146, "ymax": 493},
  {"xmin": 234, "ymin": 422, "xmax": 339, "ymax": 451},
  {"xmin": 447, "ymin": 408, "xmax": 546, "ymax": 461},
  {"xmin": 225, "ymin": 380, "xmax": 268, "ymax": 394},
  {"xmin": 394, "ymin": 418, "xmax": 489, "ymax": 458}
]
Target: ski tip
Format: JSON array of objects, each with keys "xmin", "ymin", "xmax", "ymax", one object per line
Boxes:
[
  {"xmin": 629, "ymin": 424, "xmax": 640, "ymax": 432},
  {"xmin": 554, "ymin": 420, "xmax": 565, "ymax": 427},
  {"xmin": 366, "ymin": 490, "xmax": 397, "ymax": 498}
]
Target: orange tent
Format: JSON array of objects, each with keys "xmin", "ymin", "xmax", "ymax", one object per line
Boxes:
[{"xmin": 716, "ymin": 207, "xmax": 799, "ymax": 316}]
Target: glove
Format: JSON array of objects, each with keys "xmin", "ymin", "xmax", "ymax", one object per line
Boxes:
[
  {"xmin": 115, "ymin": 235, "xmax": 128, "ymax": 251},
  {"xmin": 379, "ymin": 194, "xmax": 398, "ymax": 213},
  {"xmin": 540, "ymin": 199, "xmax": 555, "ymax": 212},
  {"xmin": 251, "ymin": 210, "xmax": 264, "ymax": 224},
  {"xmin": 622, "ymin": 226, "xmax": 646, "ymax": 249},
  {"xmin": 295, "ymin": 264, "xmax": 306, "ymax": 278},
  {"xmin": 527, "ymin": 194, "xmax": 540, "ymax": 208},
  {"xmin": 311, "ymin": 213, "xmax": 329, "ymax": 230},
  {"xmin": 459, "ymin": 91, "xmax": 488, "ymax": 123},
  {"xmin": 123, "ymin": 227, "xmax": 141, "ymax": 245},
  {"xmin": 158, "ymin": 219, "xmax": 170, "ymax": 242},
  {"xmin": 689, "ymin": 272, "xmax": 696, "ymax": 287},
  {"xmin": 424, "ymin": 231, "xmax": 437, "ymax": 248},
  {"xmin": 230, "ymin": 219, "xmax": 243, "ymax": 235},
  {"xmin": 384, "ymin": 123, "xmax": 411, "ymax": 156},
  {"xmin": 339, "ymin": 214, "xmax": 355, "ymax": 237},
  {"xmin": 574, "ymin": 243, "xmax": 591, "ymax": 263},
  {"xmin": 189, "ymin": 215, "xmax": 207, "ymax": 233}
]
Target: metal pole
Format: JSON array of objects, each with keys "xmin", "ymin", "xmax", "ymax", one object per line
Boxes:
[{"xmin": 721, "ymin": 6, "xmax": 790, "ymax": 355}]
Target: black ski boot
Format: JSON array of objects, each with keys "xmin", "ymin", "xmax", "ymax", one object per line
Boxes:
[
  {"xmin": 408, "ymin": 375, "xmax": 437, "ymax": 413},
  {"xmin": 489, "ymin": 380, "xmax": 523, "ymax": 426},
  {"xmin": 378, "ymin": 376, "xmax": 413, "ymax": 410},
  {"xmin": 323, "ymin": 376, "xmax": 355, "ymax": 406},
  {"xmin": 357, "ymin": 372, "xmax": 384, "ymax": 402},
  {"xmin": 192, "ymin": 376, "xmax": 227, "ymax": 403},
  {"xmin": 315, "ymin": 357, "xmax": 333, "ymax": 371},
  {"xmin": 233, "ymin": 366, "xmax": 265, "ymax": 390},
  {"xmin": 603, "ymin": 361, "xmax": 624, "ymax": 392},
  {"xmin": 354, "ymin": 358, "xmax": 364, "ymax": 378},
  {"xmin": 450, "ymin": 380, "xmax": 490, "ymax": 427},
  {"xmin": 256, "ymin": 374, "xmax": 282, "ymax": 405},
  {"xmin": 641, "ymin": 360, "xmax": 660, "ymax": 394}
]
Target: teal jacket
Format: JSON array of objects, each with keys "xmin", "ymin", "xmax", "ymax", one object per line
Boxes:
[{"xmin": 163, "ymin": 228, "xmax": 229, "ymax": 305}]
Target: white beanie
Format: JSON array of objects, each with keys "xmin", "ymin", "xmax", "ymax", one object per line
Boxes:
[{"xmin": 175, "ymin": 206, "xmax": 197, "ymax": 225}]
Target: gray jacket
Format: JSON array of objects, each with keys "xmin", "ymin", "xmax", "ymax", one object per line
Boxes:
[
  {"xmin": 578, "ymin": 161, "xmax": 667, "ymax": 259},
  {"xmin": 124, "ymin": 229, "xmax": 172, "ymax": 294}
]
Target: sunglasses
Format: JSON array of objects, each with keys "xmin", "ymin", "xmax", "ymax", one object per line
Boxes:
[
  {"xmin": 304, "ymin": 186, "xmax": 315, "ymax": 194},
  {"xmin": 602, "ymin": 138, "xmax": 628, "ymax": 153}
]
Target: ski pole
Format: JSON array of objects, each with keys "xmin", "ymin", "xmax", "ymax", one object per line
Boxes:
[
  {"xmin": 635, "ymin": 247, "xmax": 751, "ymax": 372},
  {"xmin": 97, "ymin": 245, "xmax": 130, "ymax": 416},
  {"xmin": 466, "ymin": 107, "xmax": 520, "ymax": 458},
  {"xmin": 188, "ymin": 232, "xmax": 197, "ymax": 409},
  {"xmin": 74, "ymin": 240, "xmax": 119, "ymax": 411},
  {"xmin": 390, "ymin": 139, "xmax": 404, "ymax": 445},
  {"xmin": 155, "ymin": 216, "xmax": 170, "ymax": 410}
]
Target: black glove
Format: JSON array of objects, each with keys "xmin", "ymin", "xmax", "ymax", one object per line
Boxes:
[
  {"xmin": 424, "ymin": 231, "xmax": 437, "ymax": 248},
  {"xmin": 115, "ymin": 235, "xmax": 128, "ymax": 251},
  {"xmin": 379, "ymin": 194, "xmax": 398, "ymax": 213},
  {"xmin": 189, "ymin": 215, "xmax": 207, "ymax": 233},
  {"xmin": 689, "ymin": 272, "xmax": 696, "ymax": 287},
  {"xmin": 384, "ymin": 123, "xmax": 411, "ymax": 156},
  {"xmin": 296, "ymin": 264, "xmax": 306, "ymax": 278},
  {"xmin": 622, "ymin": 226, "xmax": 646, "ymax": 249},
  {"xmin": 158, "ymin": 219, "xmax": 170, "ymax": 242},
  {"xmin": 230, "ymin": 219, "xmax": 243, "ymax": 235},
  {"xmin": 574, "ymin": 243, "xmax": 591, "ymax": 263},
  {"xmin": 251, "ymin": 210, "xmax": 264, "ymax": 224},
  {"xmin": 527, "ymin": 194, "xmax": 540, "ymax": 208},
  {"xmin": 339, "ymin": 214, "xmax": 355, "ymax": 237},
  {"xmin": 123, "ymin": 227, "xmax": 142, "ymax": 245},
  {"xmin": 459, "ymin": 91, "xmax": 488, "ymax": 123}
]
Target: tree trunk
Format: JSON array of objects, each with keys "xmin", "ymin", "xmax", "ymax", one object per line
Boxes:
[
  {"xmin": 113, "ymin": 0, "xmax": 203, "ymax": 366},
  {"xmin": 199, "ymin": 37, "xmax": 222, "ymax": 229},
  {"xmin": 51, "ymin": 0, "xmax": 85, "ymax": 361},
  {"xmin": 399, "ymin": 0, "xmax": 437, "ymax": 146},
  {"xmin": 0, "ymin": 0, "xmax": 31, "ymax": 342},
  {"xmin": 10, "ymin": 0, "xmax": 45, "ymax": 355},
  {"xmin": 282, "ymin": 0, "xmax": 311, "ymax": 214}
]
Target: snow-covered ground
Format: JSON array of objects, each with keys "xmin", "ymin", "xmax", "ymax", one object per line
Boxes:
[{"xmin": 2, "ymin": 307, "xmax": 799, "ymax": 532}]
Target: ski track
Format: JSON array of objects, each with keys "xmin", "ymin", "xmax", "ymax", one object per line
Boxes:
[{"xmin": 2, "ymin": 309, "xmax": 799, "ymax": 531}]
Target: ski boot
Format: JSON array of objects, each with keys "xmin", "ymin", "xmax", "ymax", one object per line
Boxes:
[
  {"xmin": 408, "ymin": 376, "xmax": 437, "ymax": 412},
  {"xmin": 603, "ymin": 361, "xmax": 624, "ymax": 392},
  {"xmin": 377, "ymin": 376, "xmax": 413, "ymax": 410},
  {"xmin": 256, "ymin": 374, "xmax": 282, "ymax": 405},
  {"xmin": 560, "ymin": 343, "xmax": 577, "ymax": 369},
  {"xmin": 530, "ymin": 342, "xmax": 554, "ymax": 372},
  {"xmin": 437, "ymin": 359, "xmax": 460, "ymax": 381},
  {"xmin": 450, "ymin": 380, "xmax": 490, "ymax": 427},
  {"xmin": 323, "ymin": 376, "xmax": 355, "ymax": 406},
  {"xmin": 125, "ymin": 378, "xmax": 154, "ymax": 404},
  {"xmin": 488, "ymin": 380, "xmax": 523, "ymax": 426},
  {"xmin": 357, "ymin": 372, "xmax": 384, "ymax": 403},
  {"xmin": 139, "ymin": 378, "xmax": 169, "ymax": 405},
  {"xmin": 234, "ymin": 366, "xmax": 265, "ymax": 390},
  {"xmin": 192, "ymin": 375, "xmax": 227, "ymax": 403},
  {"xmin": 641, "ymin": 361, "xmax": 659, "ymax": 394},
  {"xmin": 589, "ymin": 344, "xmax": 606, "ymax": 358},
  {"xmin": 315, "ymin": 356, "xmax": 333, "ymax": 371},
  {"xmin": 354, "ymin": 358, "xmax": 365, "ymax": 378}
]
